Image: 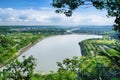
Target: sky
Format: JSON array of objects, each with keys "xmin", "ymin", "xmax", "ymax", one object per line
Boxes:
[{"xmin": 0, "ymin": 0, "xmax": 115, "ymax": 26}]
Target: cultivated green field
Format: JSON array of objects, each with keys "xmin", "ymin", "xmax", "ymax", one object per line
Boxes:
[{"xmin": 80, "ymin": 36, "xmax": 120, "ymax": 58}]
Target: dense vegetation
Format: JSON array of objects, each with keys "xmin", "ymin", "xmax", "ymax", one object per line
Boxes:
[
  {"xmin": 79, "ymin": 37, "xmax": 120, "ymax": 79},
  {"xmin": 0, "ymin": 56, "xmax": 36, "ymax": 80}
]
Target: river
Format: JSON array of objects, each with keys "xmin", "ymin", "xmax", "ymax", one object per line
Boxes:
[{"xmin": 19, "ymin": 34, "xmax": 102, "ymax": 73}]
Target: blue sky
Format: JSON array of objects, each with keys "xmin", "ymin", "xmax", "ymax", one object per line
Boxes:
[
  {"xmin": 0, "ymin": 0, "xmax": 52, "ymax": 9},
  {"xmin": 0, "ymin": 0, "xmax": 115, "ymax": 25}
]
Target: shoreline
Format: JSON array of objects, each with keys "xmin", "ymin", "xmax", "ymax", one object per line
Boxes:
[
  {"xmin": 0, "ymin": 36, "xmax": 49, "ymax": 68},
  {"xmin": 79, "ymin": 38, "xmax": 103, "ymax": 56},
  {"xmin": 79, "ymin": 42, "xmax": 86, "ymax": 56},
  {"xmin": 16, "ymin": 34, "xmax": 66, "ymax": 57},
  {"xmin": 17, "ymin": 38, "xmax": 45, "ymax": 57},
  {"xmin": 0, "ymin": 33, "xmax": 102, "ymax": 68},
  {"xmin": 15, "ymin": 33, "xmax": 102, "ymax": 57}
]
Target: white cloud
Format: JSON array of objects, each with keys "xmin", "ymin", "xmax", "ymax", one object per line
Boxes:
[{"xmin": 0, "ymin": 8, "xmax": 115, "ymax": 26}]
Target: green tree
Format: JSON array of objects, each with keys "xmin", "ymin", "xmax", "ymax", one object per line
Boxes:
[
  {"xmin": 0, "ymin": 56, "xmax": 36, "ymax": 80},
  {"xmin": 52, "ymin": 0, "xmax": 120, "ymax": 37},
  {"xmin": 56, "ymin": 55, "xmax": 120, "ymax": 80}
]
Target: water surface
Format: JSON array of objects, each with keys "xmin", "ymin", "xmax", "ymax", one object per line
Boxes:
[{"xmin": 19, "ymin": 34, "xmax": 102, "ymax": 73}]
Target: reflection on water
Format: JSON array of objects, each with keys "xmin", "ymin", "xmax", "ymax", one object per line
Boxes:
[{"xmin": 19, "ymin": 34, "xmax": 102, "ymax": 73}]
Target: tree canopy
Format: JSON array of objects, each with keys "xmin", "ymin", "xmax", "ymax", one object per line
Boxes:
[
  {"xmin": 0, "ymin": 56, "xmax": 36, "ymax": 80},
  {"xmin": 52, "ymin": 0, "xmax": 120, "ymax": 37}
]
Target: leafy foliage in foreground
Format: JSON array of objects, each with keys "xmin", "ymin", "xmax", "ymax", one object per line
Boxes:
[
  {"xmin": 32, "ymin": 55, "xmax": 120, "ymax": 80},
  {"xmin": 0, "ymin": 56, "xmax": 36, "ymax": 80},
  {"xmin": 0, "ymin": 54, "xmax": 120, "ymax": 80}
]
